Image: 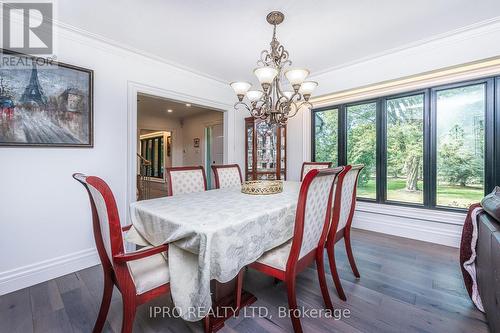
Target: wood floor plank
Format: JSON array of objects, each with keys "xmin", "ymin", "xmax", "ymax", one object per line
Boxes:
[
  {"xmin": 33, "ymin": 309, "xmax": 74, "ymax": 333},
  {"xmin": 0, "ymin": 288, "xmax": 34, "ymax": 333},
  {"xmin": 29, "ymin": 280, "xmax": 74, "ymax": 333},
  {"xmin": 59, "ymin": 281, "xmax": 99, "ymax": 333},
  {"xmin": 30, "ymin": 280, "xmax": 64, "ymax": 317},
  {"xmin": 76, "ymin": 264, "xmax": 121, "ymax": 311},
  {"xmin": 56, "ymin": 272, "xmax": 84, "ymax": 294}
]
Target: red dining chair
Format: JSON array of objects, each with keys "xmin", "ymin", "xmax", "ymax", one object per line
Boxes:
[
  {"xmin": 249, "ymin": 167, "xmax": 343, "ymax": 333},
  {"xmin": 300, "ymin": 161, "xmax": 332, "ymax": 181},
  {"xmin": 211, "ymin": 164, "xmax": 243, "ymax": 189},
  {"xmin": 326, "ymin": 164, "xmax": 364, "ymax": 301},
  {"xmin": 166, "ymin": 166, "xmax": 207, "ymax": 196},
  {"xmin": 73, "ymin": 173, "xmax": 170, "ymax": 333}
]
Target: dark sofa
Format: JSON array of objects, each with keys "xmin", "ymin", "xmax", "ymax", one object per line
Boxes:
[{"xmin": 476, "ymin": 204, "xmax": 500, "ymax": 332}]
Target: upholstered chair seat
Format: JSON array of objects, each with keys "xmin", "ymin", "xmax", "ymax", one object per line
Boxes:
[
  {"xmin": 127, "ymin": 248, "xmax": 170, "ymax": 295},
  {"xmin": 256, "ymin": 240, "xmax": 295, "ymax": 271}
]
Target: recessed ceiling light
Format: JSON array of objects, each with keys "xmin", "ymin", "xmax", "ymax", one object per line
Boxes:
[
  {"xmin": 167, "ymin": 109, "xmax": 173, "ymax": 113},
  {"xmin": 185, "ymin": 103, "xmax": 191, "ymax": 107}
]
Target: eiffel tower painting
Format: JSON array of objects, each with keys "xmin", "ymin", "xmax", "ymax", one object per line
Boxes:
[
  {"xmin": 20, "ymin": 63, "xmax": 48, "ymax": 107},
  {"xmin": 0, "ymin": 52, "xmax": 92, "ymax": 146}
]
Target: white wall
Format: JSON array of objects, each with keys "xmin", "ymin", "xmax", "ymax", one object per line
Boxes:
[
  {"xmin": 0, "ymin": 24, "xmax": 235, "ymax": 294},
  {"xmin": 181, "ymin": 111, "xmax": 224, "ymax": 166}
]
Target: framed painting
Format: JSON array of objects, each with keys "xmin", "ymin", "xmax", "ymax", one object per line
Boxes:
[{"xmin": 0, "ymin": 50, "xmax": 93, "ymax": 147}]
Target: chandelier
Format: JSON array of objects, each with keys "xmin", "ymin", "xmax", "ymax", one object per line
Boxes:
[{"xmin": 230, "ymin": 11, "xmax": 318, "ymax": 127}]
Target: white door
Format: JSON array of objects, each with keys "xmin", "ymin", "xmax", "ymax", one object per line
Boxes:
[
  {"xmin": 206, "ymin": 123, "xmax": 224, "ymax": 189},
  {"xmin": 211, "ymin": 123, "xmax": 224, "ymax": 165}
]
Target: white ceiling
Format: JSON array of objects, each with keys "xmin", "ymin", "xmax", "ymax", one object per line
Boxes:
[
  {"xmin": 58, "ymin": 0, "xmax": 500, "ymax": 83},
  {"xmin": 137, "ymin": 93, "xmax": 219, "ymax": 120}
]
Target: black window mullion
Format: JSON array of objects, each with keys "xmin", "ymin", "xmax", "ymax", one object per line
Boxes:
[
  {"xmin": 428, "ymin": 88, "xmax": 437, "ymax": 207},
  {"xmin": 311, "ymin": 106, "xmax": 342, "ymax": 165},
  {"xmin": 311, "ymin": 110, "xmax": 317, "ymax": 162},
  {"xmin": 423, "ymin": 89, "xmax": 432, "ymax": 208},
  {"xmin": 338, "ymin": 105, "xmax": 347, "ymax": 166},
  {"xmin": 377, "ymin": 98, "xmax": 387, "ymax": 203},
  {"xmin": 485, "ymin": 78, "xmax": 495, "ymax": 194}
]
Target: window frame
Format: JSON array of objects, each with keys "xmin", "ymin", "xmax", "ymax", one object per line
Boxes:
[
  {"xmin": 383, "ymin": 90, "xmax": 427, "ymax": 207},
  {"xmin": 344, "ymin": 99, "xmax": 379, "ymax": 202},
  {"xmin": 311, "ymin": 107, "xmax": 340, "ymax": 166},
  {"xmin": 311, "ymin": 76, "xmax": 498, "ymax": 212}
]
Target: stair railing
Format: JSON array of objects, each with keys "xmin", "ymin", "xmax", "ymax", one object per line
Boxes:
[{"xmin": 137, "ymin": 153, "xmax": 152, "ymax": 200}]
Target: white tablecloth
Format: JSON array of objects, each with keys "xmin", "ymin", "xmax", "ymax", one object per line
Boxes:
[{"xmin": 128, "ymin": 181, "xmax": 301, "ymax": 321}]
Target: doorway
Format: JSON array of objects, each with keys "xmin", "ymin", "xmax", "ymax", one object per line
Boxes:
[{"xmin": 136, "ymin": 93, "xmax": 224, "ymax": 199}]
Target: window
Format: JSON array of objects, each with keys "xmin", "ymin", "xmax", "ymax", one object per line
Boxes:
[
  {"xmin": 386, "ymin": 94, "xmax": 424, "ymax": 204},
  {"xmin": 140, "ymin": 135, "xmax": 164, "ymax": 179},
  {"xmin": 435, "ymin": 84, "xmax": 485, "ymax": 208},
  {"xmin": 311, "ymin": 76, "xmax": 498, "ymax": 211},
  {"xmin": 313, "ymin": 108, "xmax": 338, "ymax": 165},
  {"xmin": 346, "ymin": 102, "xmax": 377, "ymax": 199}
]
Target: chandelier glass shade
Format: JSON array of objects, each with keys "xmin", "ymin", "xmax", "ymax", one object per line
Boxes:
[{"xmin": 230, "ymin": 11, "xmax": 317, "ymax": 126}]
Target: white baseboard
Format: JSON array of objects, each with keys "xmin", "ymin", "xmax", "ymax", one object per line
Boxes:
[
  {"xmin": 0, "ymin": 248, "xmax": 100, "ymax": 296},
  {"xmin": 353, "ymin": 202, "xmax": 465, "ymax": 248}
]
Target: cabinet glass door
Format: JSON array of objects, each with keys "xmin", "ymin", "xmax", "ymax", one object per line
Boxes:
[
  {"xmin": 245, "ymin": 117, "xmax": 286, "ymax": 181},
  {"xmin": 246, "ymin": 121, "xmax": 254, "ymax": 180},
  {"xmin": 256, "ymin": 121, "xmax": 277, "ymax": 173}
]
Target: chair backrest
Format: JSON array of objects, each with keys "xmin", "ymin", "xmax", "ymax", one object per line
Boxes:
[
  {"xmin": 287, "ymin": 167, "xmax": 343, "ymax": 270},
  {"xmin": 211, "ymin": 164, "xmax": 243, "ymax": 189},
  {"xmin": 330, "ymin": 164, "xmax": 364, "ymax": 238},
  {"xmin": 300, "ymin": 162, "xmax": 332, "ymax": 181},
  {"xmin": 73, "ymin": 173, "xmax": 124, "ymax": 269},
  {"xmin": 166, "ymin": 166, "xmax": 207, "ymax": 196}
]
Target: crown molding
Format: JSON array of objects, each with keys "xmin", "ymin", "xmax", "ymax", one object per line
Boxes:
[
  {"xmin": 310, "ymin": 15, "xmax": 500, "ymax": 78},
  {"xmin": 50, "ymin": 20, "xmax": 230, "ymax": 85},
  {"xmin": 1, "ymin": 3, "xmax": 229, "ymax": 84}
]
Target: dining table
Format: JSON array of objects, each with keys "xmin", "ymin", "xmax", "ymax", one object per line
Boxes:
[{"xmin": 127, "ymin": 180, "xmax": 302, "ymax": 330}]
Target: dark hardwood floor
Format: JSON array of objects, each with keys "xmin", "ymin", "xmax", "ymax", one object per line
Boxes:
[{"xmin": 0, "ymin": 229, "xmax": 488, "ymax": 333}]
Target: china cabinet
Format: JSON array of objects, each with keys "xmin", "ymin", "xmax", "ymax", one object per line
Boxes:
[{"xmin": 245, "ymin": 117, "xmax": 286, "ymax": 180}]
